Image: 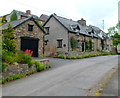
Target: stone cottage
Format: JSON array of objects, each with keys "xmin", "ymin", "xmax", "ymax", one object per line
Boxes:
[
  {"xmin": 1, "ymin": 10, "xmax": 44, "ymax": 25},
  {"xmin": 43, "ymin": 14, "xmax": 113, "ymax": 56},
  {"xmin": 1, "ymin": 17, "xmax": 45, "ymax": 57},
  {"xmin": 40, "ymin": 14, "xmax": 49, "ymax": 24}
]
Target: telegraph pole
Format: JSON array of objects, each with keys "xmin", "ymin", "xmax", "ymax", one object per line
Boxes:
[{"xmin": 102, "ymin": 20, "xmax": 104, "ymax": 30}]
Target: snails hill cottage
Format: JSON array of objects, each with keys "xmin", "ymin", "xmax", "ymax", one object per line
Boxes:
[{"xmin": 43, "ymin": 14, "xmax": 113, "ymax": 56}]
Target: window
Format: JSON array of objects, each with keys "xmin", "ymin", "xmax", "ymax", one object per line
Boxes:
[
  {"xmin": 77, "ymin": 40, "xmax": 80, "ymax": 48},
  {"xmin": 44, "ymin": 40, "xmax": 48, "ymax": 45},
  {"xmin": 88, "ymin": 32, "xmax": 91, "ymax": 34},
  {"xmin": 57, "ymin": 39, "xmax": 62, "ymax": 48},
  {"xmin": 28, "ymin": 24, "xmax": 34, "ymax": 31},
  {"xmin": 45, "ymin": 27, "xmax": 50, "ymax": 34}
]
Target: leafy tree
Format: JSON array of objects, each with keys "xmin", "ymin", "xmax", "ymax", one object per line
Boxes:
[
  {"xmin": 0, "ymin": 17, "xmax": 7, "ymax": 26},
  {"xmin": 2, "ymin": 24, "xmax": 17, "ymax": 53},
  {"xmin": 10, "ymin": 12, "xmax": 18, "ymax": 22},
  {"xmin": 108, "ymin": 22, "xmax": 120, "ymax": 47}
]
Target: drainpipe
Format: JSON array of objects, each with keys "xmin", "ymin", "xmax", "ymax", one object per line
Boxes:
[
  {"xmin": 43, "ymin": 34, "xmax": 45, "ymax": 56},
  {"xmin": 84, "ymin": 35, "xmax": 85, "ymax": 52},
  {"xmin": 68, "ymin": 31, "xmax": 70, "ymax": 52}
]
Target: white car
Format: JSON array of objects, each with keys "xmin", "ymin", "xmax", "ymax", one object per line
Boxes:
[{"xmin": 117, "ymin": 43, "xmax": 120, "ymax": 54}]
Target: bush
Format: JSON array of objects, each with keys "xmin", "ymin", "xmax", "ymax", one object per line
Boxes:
[
  {"xmin": 6, "ymin": 76, "xmax": 13, "ymax": 82},
  {"xmin": 23, "ymin": 54, "xmax": 32, "ymax": 63},
  {"xmin": 36, "ymin": 64, "xmax": 46, "ymax": 71},
  {"xmin": 101, "ymin": 53, "xmax": 110, "ymax": 56},
  {"xmin": 35, "ymin": 61, "xmax": 46, "ymax": 71},
  {"xmin": 66, "ymin": 56, "xmax": 72, "ymax": 59},
  {"xmin": 71, "ymin": 56, "xmax": 77, "ymax": 59},
  {"xmin": 2, "ymin": 62, "xmax": 8, "ymax": 72},
  {"xmin": 15, "ymin": 51, "xmax": 32, "ymax": 64},
  {"xmin": 26, "ymin": 68, "xmax": 36, "ymax": 75},
  {"xmin": 5, "ymin": 55, "xmax": 16, "ymax": 64},
  {"xmin": 58, "ymin": 54, "xmax": 65, "ymax": 59},
  {"xmin": 28, "ymin": 60, "xmax": 35, "ymax": 67}
]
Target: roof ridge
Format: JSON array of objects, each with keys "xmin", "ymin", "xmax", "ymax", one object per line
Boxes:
[{"xmin": 53, "ymin": 14, "xmax": 76, "ymax": 22}]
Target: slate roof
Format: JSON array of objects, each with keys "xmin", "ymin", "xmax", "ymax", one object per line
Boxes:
[
  {"xmin": 44, "ymin": 14, "xmax": 104, "ymax": 38},
  {"xmin": 1, "ymin": 17, "xmax": 31, "ymax": 29},
  {"xmin": 40, "ymin": 14, "xmax": 49, "ymax": 20},
  {"xmin": 1, "ymin": 17, "xmax": 45, "ymax": 33},
  {"xmin": 13, "ymin": 10, "xmax": 40, "ymax": 20}
]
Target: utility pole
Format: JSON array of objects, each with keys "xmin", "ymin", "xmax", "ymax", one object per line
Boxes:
[{"xmin": 102, "ymin": 20, "xmax": 104, "ymax": 30}]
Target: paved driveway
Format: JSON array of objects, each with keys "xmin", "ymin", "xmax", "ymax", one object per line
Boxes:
[{"xmin": 2, "ymin": 55, "xmax": 118, "ymax": 96}]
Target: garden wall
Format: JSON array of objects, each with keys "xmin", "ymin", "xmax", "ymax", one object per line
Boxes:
[{"xmin": 2, "ymin": 59, "xmax": 50, "ymax": 80}]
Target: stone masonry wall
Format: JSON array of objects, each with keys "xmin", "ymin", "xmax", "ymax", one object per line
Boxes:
[{"xmin": 14, "ymin": 20, "xmax": 44, "ymax": 57}]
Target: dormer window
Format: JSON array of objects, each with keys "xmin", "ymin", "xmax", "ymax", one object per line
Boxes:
[
  {"xmin": 28, "ymin": 24, "xmax": 34, "ymax": 31},
  {"xmin": 88, "ymin": 32, "xmax": 91, "ymax": 34},
  {"xmin": 70, "ymin": 25, "xmax": 80, "ymax": 32}
]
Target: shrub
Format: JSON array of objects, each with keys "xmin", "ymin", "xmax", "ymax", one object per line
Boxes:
[
  {"xmin": 23, "ymin": 54, "xmax": 32, "ymax": 63},
  {"xmin": 2, "ymin": 79, "xmax": 7, "ymax": 84},
  {"xmin": 76, "ymin": 56, "xmax": 82, "ymax": 59},
  {"xmin": 2, "ymin": 62, "xmax": 8, "ymax": 72},
  {"xmin": 28, "ymin": 60, "xmax": 35, "ymax": 67},
  {"xmin": 15, "ymin": 52, "xmax": 32, "ymax": 64},
  {"xmin": 24, "ymin": 49, "xmax": 33, "ymax": 56},
  {"xmin": 58, "ymin": 54, "xmax": 64, "ymax": 59},
  {"xmin": 2, "ymin": 50, "xmax": 14, "ymax": 61},
  {"xmin": 6, "ymin": 76, "xmax": 13, "ymax": 82},
  {"xmin": 35, "ymin": 61, "xmax": 46, "ymax": 71},
  {"xmin": 36, "ymin": 64, "xmax": 46, "ymax": 71},
  {"xmin": 101, "ymin": 53, "xmax": 110, "ymax": 56},
  {"xmin": 5, "ymin": 55, "xmax": 16, "ymax": 64},
  {"xmin": 71, "ymin": 56, "xmax": 77, "ymax": 59},
  {"xmin": 15, "ymin": 51, "xmax": 25, "ymax": 63},
  {"xmin": 66, "ymin": 56, "xmax": 72, "ymax": 59},
  {"xmin": 35, "ymin": 61, "xmax": 41, "ymax": 66},
  {"xmin": 26, "ymin": 68, "xmax": 36, "ymax": 75}
]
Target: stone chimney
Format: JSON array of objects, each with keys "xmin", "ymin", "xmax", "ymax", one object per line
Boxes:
[
  {"xmin": 77, "ymin": 18, "xmax": 86, "ymax": 26},
  {"xmin": 26, "ymin": 10, "xmax": 31, "ymax": 15}
]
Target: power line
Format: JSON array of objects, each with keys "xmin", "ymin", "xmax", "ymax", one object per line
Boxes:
[{"xmin": 11, "ymin": 0, "xmax": 53, "ymax": 14}]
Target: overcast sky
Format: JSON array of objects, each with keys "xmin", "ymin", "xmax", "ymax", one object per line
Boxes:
[{"xmin": 0, "ymin": 0, "xmax": 119, "ymax": 32}]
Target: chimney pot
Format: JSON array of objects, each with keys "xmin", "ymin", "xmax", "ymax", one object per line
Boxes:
[
  {"xmin": 26, "ymin": 10, "xmax": 31, "ymax": 15},
  {"xmin": 77, "ymin": 18, "xmax": 86, "ymax": 26}
]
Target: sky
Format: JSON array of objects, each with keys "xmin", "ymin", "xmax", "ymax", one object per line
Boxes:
[{"xmin": 0, "ymin": 0, "xmax": 119, "ymax": 32}]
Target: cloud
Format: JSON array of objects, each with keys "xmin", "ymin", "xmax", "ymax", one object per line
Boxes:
[{"xmin": 0, "ymin": 0, "xmax": 119, "ymax": 32}]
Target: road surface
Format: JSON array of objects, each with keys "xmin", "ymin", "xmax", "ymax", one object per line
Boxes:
[{"xmin": 2, "ymin": 55, "xmax": 118, "ymax": 96}]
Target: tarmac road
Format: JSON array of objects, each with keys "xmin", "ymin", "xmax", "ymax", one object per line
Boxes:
[{"xmin": 2, "ymin": 55, "xmax": 118, "ymax": 96}]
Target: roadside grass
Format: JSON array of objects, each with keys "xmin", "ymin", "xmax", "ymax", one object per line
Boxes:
[{"xmin": 55, "ymin": 53, "xmax": 117, "ymax": 60}]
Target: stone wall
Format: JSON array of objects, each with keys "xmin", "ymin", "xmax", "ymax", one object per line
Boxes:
[
  {"xmin": 14, "ymin": 20, "xmax": 44, "ymax": 57},
  {"xmin": 44, "ymin": 16, "xmax": 69, "ymax": 56},
  {"xmin": 2, "ymin": 64, "xmax": 36, "ymax": 79},
  {"xmin": 2, "ymin": 59, "xmax": 50, "ymax": 80},
  {"xmin": 69, "ymin": 33, "xmax": 101, "ymax": 52}
]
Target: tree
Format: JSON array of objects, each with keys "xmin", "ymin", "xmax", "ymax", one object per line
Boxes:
[
  {"xmin": 10, "ymin": 12, "xmax": 18, "ymax": 22},
  {"xmin": 108, "ymin": 22, "xmax": 120, "ymax": 47},
  {"xmin": 2, "ymin": 24, "xmax": 17, "ymax": 53}
]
